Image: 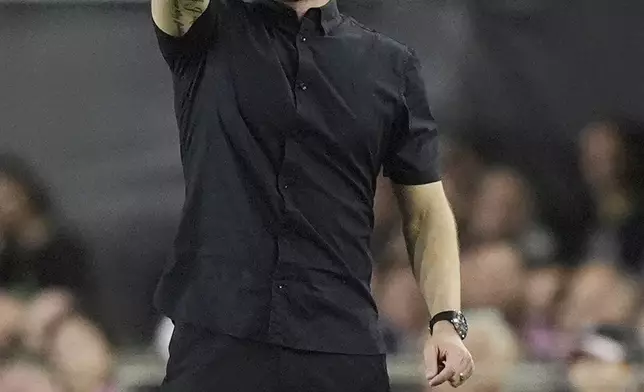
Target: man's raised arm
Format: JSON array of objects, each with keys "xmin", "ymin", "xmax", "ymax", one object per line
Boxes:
[{"xmin": 152, "ymin": 0, "xmax": 211, "ymax": 37}]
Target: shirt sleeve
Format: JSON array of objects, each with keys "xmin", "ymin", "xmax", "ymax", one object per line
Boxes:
[
  {"xmin": 154, "ymin": 0, "xmax": 220, "ymax": 70},
  {"xmin": 383, "ymin": 49, "xmax": 441, "ymax": 185}
]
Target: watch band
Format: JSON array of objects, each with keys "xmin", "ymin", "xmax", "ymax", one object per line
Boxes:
[{"xmin": 429, "ymin": 310, "xmax": 461, "ymax": 334}]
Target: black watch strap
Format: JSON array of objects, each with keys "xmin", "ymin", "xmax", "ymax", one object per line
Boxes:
[{"xmin": 429, "ymin": 310, "xmax": 467, "ymax": 340}]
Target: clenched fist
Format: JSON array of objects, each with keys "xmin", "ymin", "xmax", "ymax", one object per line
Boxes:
[{"xmin": 424, "ymin": 323, "xmax": 474, "ymax": 389}]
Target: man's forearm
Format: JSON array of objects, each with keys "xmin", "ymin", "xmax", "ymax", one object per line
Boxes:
[
  {"xmin": 402, "ymin": 197, "xmax": 461, "ymax": 320},
  {"xmin": 395, "ymin": 183, "xmax": 473, "ymax": 385}
]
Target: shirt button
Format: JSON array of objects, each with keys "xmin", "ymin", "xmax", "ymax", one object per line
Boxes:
[
  {"xmin": 278, "ymin": 284, "xmax": 285, "ymax": 290},
  {"xmin": 298, "ymin": 82, "xmax": 308, "ymax": 91},
  {"xmin": 301, "ymin": 36, "xmax": 307, "ymax": 42}
]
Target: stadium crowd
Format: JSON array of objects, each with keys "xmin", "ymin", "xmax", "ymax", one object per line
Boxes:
[
  {"xmin": 0, "ymin": 116, "xmax": 642, "ymax": 391},
  {"xmin": 0, "ymin": 155, "xmax": 114, "ymax": 392}
]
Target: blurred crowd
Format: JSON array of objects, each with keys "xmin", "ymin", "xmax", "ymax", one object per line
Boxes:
[
  {"xmin": 0, "ymin": 155, "xmax": 114, "ymax": 392},
  {"xmin": 372, "ymin": 117, "xmax": 644, "ymax": 391},
  {"xmin": 0, "ymin": 116, "xmax": 643, "ymax": 391}
]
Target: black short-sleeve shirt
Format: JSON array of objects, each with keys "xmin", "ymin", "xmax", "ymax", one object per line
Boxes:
[{"xmin": 154, "ymin": 0, "xmax": 440, "ymax": 354}]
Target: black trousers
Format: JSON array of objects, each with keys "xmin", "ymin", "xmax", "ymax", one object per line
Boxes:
[{"xmin": 160, "ymin": 322, "xmax": 391, "ymax": 392}]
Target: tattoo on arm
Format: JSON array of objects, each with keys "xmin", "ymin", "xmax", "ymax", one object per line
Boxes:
[{"xmin": 171, "ymin": 0, "xmax": 206, "ymax": 35}]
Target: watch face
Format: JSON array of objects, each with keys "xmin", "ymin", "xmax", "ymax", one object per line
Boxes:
[{"xmin": 451, "ymin": 312, "xmax": 468, "ymax": 340}]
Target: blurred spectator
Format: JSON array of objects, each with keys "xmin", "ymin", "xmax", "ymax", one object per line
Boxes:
[
  {"xmin": 567, "ymin": 325, "xmax": 643, "ymax": 392},
  {"xmin": 372, "ymin": 233, "xmax": 428, "ymax": 353},
  {"xmin": 557, "ymin": 264, "xmax": 639, "ymax": 344},
  {"xmin": 568, "ymin": 359, "xmax": 634, "ymax": 392},
  {"xmin": 461, "ymin": 242, "xmax": 526, "ymax": 316},
  {"xmin": 579, "ymin": 117, "xmax": 644, "ymax": 274},
  {"xmin": 372, "ymin": 175, "xmax": 403, "ymax": 268},
  {"xmin": 523, "ymin": 267, "xmax": 564, "ymax": 324},
  {"xmin": 440, "ymin": 135, "xmax": 485, "ymax": 236},
  {"xmin": 47, "ymin": 313, "xmax": 114, "ymax": 392},
  {"xmin": 0, "ymin": 290, "xmax": 115, "ymax": 392},
  {"xmin": 524, "ymin": 263, "xmax": 639, "ymax": 362},
  {"xmin": 376, "ymin": 265, "xmax": 427, "ymax": 350},
  {"xmin": 465, "ymin": 167, "xmax": 557, "ymax": 267},
  {"xmin": 20, "ymin": 290, "xmax": 75, "ymax": 353},
  {"xmin": 0, "ymin": 293, "xmax": 24, "ymax": 351},
  {"xmin": 638, "ymin": 308, "xmax": 644, "ymax": 347},
  {"xmin": 0, "ymin": 359, "xmax": 65, "ymax": 392},
  {"xmin": 0, "ymin": 154, "xmax": 95, "ymax": 314},
  {"xmin": 521, "ymin": 266, "xmax": 567, "ymax": 361}
]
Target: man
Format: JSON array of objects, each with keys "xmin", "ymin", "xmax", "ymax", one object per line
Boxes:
[{"xmin": 151, "ymin": 0, "xmax": 474, "ymax": 391}]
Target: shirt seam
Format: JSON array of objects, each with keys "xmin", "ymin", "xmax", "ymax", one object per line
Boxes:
[
  {"xmin": 345, "ymin": 18, "xmax": 410, "ymax": 111},
  {"xmin": 399, "ymin": 48, "xmax": 412, "ymax": 101}
]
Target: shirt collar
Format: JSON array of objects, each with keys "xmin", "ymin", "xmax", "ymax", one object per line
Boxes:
[
  {"xmin": 258, "ymin": 0, "xmax": 341, "ymax": 35},
  {"xmin": 318, "ymin": 0, "xmax": 341, "ymax": 34}
]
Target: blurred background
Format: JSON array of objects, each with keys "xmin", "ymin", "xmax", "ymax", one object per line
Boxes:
[{"xmin": 1, "ymin": 0, "xmax": 644, "ymax": 391}]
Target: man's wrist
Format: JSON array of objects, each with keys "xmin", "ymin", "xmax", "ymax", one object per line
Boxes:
[
  {"xmin": 431, "ymin": 320, "xmax": 460, "ymax": 337},
  {"xmin": 429, "ymin": 310, "xmax": 468, "ymax": 340}
]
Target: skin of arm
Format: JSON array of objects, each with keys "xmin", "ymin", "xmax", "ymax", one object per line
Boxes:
[
  {"xmin": 394, "ymin": 180, "xmax": 474, "ymax": 387},
  {"xmin": 152, "ymin": 0, "xmax": 211, "ymax": 37},
  {"xmin": 392, "ymin": 181, "xmax": 461, "ymax": 331}
]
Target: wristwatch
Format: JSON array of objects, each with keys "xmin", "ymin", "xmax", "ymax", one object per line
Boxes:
[{"xmin": 429, "ymin": 311, "xmax": 468, "ymax": 340}]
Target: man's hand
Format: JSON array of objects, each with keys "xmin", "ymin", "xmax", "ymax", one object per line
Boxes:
[{"xmin": 424, "ymin": 323, "xmax": 474, "ymax": 388}]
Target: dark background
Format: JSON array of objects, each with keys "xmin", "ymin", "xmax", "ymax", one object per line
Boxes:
[{"xmin": 2, "ymin": 0, "xmax": 644, "ymax": 345}]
